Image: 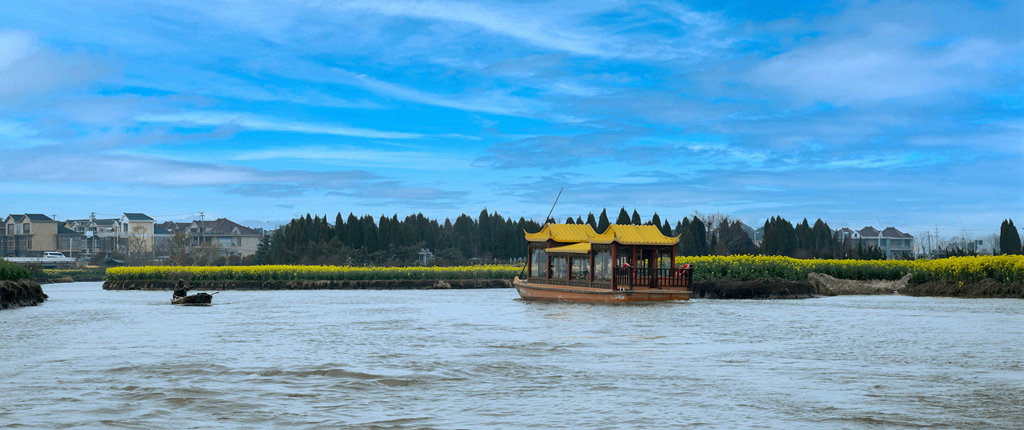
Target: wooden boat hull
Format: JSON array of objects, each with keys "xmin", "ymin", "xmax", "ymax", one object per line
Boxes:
[
  {"xmin": 513, "ymin": 277, "xmax": 690, "ymax": 303},
  {"xmin": 171, "ymin": 293, "xmax": 213, "ymax": 305}
]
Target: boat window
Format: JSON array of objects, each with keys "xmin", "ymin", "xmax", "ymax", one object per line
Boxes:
[
  {"xmin": 594, "ymin": 251, "xmax": 612, "ymax": 281},
  {"xmin": 570, "ymin": 257, "xmax": 588, "ymax": 280},
  {"xmin": 658, "ymin": 251, "xmax": 673, "ymax": 269},
  {"xmin": 551, "ymin": 256, "xmax": 567, "ymax": 279},
  {"xmin": 531, "ymin": 248, "xmax": 547, "ymax": 278}
]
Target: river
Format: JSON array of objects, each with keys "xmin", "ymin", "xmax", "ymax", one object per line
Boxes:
[{"xmin": 1, "ymin": 282, "xmax": 1022, "ymax": 429}]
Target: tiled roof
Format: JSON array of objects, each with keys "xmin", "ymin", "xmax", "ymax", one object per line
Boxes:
[
  {"xmin": 25, "ymin": 214, "xmax": 55, "ymax": 221},
  {"xmin": 857, "ymin": 226, "xmax": 880, "ymax": 237},
  {"xmin": 525, "ymin": 223, "xmax": 598, "ymax": 243},
  {"xmin": 881, "ymin": 227, "xmax": 912, "ymax": 238},
  {"xmin": 592, "ymin": 224, "xmax": 680, "ymax": 246},
  {"xmin": 525, "ymin": 223, "xmax": 678, "ymax": 246},
  {"xmin": 123, "ymin": 212, "xmax": 154, "ymax": 221}
]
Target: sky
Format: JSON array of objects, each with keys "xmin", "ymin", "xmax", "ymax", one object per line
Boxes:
[{"xmin": 0, "ymin": 0, "xmax": 1021, "ymax": 240}]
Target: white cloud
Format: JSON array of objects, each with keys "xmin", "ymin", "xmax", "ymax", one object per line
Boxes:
[
  {"xmin": 0, "ymin": 30, "xmax": 111, "ymax": 103},
  {"xmin": 136, "ymin": 111, "xmax": 423, "ymax": 139},
  {"xmin": 230, "ymin": 145, "xmax": 473, "ymax": 170},
  {"xmin": 332, "ymin": 0, "xmax": 731, "ymax": 61},
  {"xmin": 748, "ymin": 22, "xmax": 1010, "ymax": 106}
]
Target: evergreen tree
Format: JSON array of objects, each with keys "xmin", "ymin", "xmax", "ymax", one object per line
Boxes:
[
  {"xmin": 479, "ymin": 209, "xmax": 492, "ymax": 257},
  {"xmin": 565, "ymin": 216, "xmax": 576, "ymax": 224},
  {"xmin": 650, "ymin": 212, "xmax": 662, "ymax": 228},
  {"xmin": 586, "ymin": 212, "xmax": 598, "ymax": 231},
  {"xmin": 334, "ymin": 213, "xmax": 346, "ymax": 244},
  {"xmin": 597, "ymin": 209, "xmax": 610, "ymax": 233},
  {"xmin": 812, "ymin": 219, "xmax": 835, "ymax": 258},
  {"xmin": 616, "ymin": 207, "xmax": 630, "ymax": 225},
  {"xmin": 689, "ymin": 217, "xmax": 708, "ymax": 256},
  {"xmin": 631, "ymin": 209, "xmax": 642, "ymax": 225},
  {"xmin": 1000, "ymin": 219, "xmax": 1022, "ymax": 255},
  {"xmin": 347, "ymin": 213, "xmax": 362, "ymax": 249}
]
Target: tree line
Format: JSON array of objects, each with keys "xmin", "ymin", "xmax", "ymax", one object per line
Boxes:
[{"xmin": 255, "ymin": 208, "xmax": 923, "ymax": 266}]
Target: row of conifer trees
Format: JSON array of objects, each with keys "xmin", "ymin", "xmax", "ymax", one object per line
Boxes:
[{"xmin": 254, "ymin": 208, "xmax": 889, "ymax": 266}]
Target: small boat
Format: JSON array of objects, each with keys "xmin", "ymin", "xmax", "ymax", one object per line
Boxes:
[
  {"xmin": 514, "ymin": 223, "xmax": 693, "ymax": 303},
  {"xmin": 171, "ymin": 292, "xmax": 214, "ymax": 305}
]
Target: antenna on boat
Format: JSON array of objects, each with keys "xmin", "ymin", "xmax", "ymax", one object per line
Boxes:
[
  {"xmin": 544, "ymin": 187, "xmax": 564, "ymax": 225},
  {"xmin": 520, "ymin": 187, "xmax": 564, "ymax": 279}
]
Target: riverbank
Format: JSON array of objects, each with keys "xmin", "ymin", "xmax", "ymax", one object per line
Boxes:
[
  {"xmin": 103, "ymin": 279, "xmax": 514, "ymax": 291},
  {"xmin": 103, "ymin": 276, "xmax": 1024, "ymax": 298},
  {"xmin": 809, "ymin": 272, "xmax": 1024, "ymax": 298},
  {"xmin": 0, "ymin": 279, "xmax": 48, "ymax": 309}
]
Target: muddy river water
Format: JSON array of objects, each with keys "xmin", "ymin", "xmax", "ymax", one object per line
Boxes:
[{"xmin": 1, "ymin": 282, "xmax": 1021, "ymax": 428}]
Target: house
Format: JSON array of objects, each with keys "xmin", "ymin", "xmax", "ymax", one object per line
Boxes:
[
  {"xmin": 1, "ymin": 214, "xmax": 60, "ymax": 257},
  {"xmin": 156, "ymin": 218, "xmax": 262, "ymax": 257},
  {"xmin": 65, "ymin": 214, "xmax": 122, "ymax": 254},
  {"xmin": 837, "ymin": 226, "xmax": 914, "ymax": 259},
  {"xmin": 120, "ymin": 213, "xmax": 155, "ymax": 252}
]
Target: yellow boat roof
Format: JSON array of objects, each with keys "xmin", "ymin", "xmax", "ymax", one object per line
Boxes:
[
  {"xmin": 524, "ymin": 223, "xmax": 678, "ymax": 246},
  {"xmin": 590, "ymin": 224, "xmax": 679, "ymax": 246},
  {"xmin": 524, "ymin": 223, "xmax": 598, "ymax": 243},
  {"xmin": 546, "ymin": 242, "xmax": 592, "ymax": 254}
]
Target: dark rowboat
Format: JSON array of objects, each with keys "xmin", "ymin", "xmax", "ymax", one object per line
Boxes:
[{"xmin": 171, "ymin": 293, "xmax": 214, "ymax": 305}]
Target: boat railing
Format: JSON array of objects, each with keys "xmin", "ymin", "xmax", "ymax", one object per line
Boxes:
[{"xmin": 614, "ymin": 266, "xmax": 693, "ymax": 289}]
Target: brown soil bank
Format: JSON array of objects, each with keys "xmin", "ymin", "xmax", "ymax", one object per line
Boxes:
[
  {"xmin": 899, "ymin": 279, "xmax": 1024, "ymax": 298},
  {"xmin": 808, "ymin": 273, "xmax": 911, "ymax": 296},
  {"xmin": 0, "ymin": 279, "xmax": 48, "ymax": 309},
  {"xmin": 810, "ymin": 272, "xmax": 1024, "ymax": 298},
  {"xmin": 691, "ymin": 279, "xmax": 815, "ymax": 299},
  {"xmin": 104, "ymin": 279, "xmax": 514, "ymax": 291}
]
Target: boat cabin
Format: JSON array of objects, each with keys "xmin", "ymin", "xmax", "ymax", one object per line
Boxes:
[{"xmin": 524, "ymin": 223, "xmax": 692, "ymax": 290}]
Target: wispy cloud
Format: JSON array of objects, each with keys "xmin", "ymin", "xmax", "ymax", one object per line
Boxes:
[
  {"xmin": 0, "ymin": 30, "xmax": 112, "ymax": 103},
  {"xmin": 137, "ymin": 111, "xmax": 423, "ymax": 139}
]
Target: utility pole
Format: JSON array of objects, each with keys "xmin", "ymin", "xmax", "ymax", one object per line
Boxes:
[{"xmin": 200, "ymin": 212, "xmax": 205, "ymax": 246}]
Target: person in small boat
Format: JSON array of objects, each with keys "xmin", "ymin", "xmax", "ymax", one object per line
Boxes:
[{"xmin": 173, "ymin": 279, "xmax": 189, "ymax": 299}]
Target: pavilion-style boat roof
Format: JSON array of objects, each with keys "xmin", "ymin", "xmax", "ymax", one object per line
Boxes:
[{"xmin": 525, "ymin": 223, "xmax": 680, "ymax": 247}]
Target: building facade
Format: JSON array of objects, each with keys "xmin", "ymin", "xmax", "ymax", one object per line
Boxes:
[
  {"xmin": 1, "ymin": 214, "xmax": 59, "ymax": 257},
  {"xmin": 157, "ymin": 218, "xmax": 263, "ymax": 258},
  {"xmin": 837, "ymin": 226, "xmax": 915, "ymax": 259}
]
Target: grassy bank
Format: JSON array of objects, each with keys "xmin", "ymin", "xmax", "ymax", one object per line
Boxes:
[
  {"xmin": 1, "ymin": 260, "xmax": 47, "ymax": 309},
  {"xmin": 679, "ymin": 255, "xmax": 1024, "ymax": 284},
  {"xmin": 107, "ymin": 264, "xmax": 522, "ymax": 282},
  {"xmin": 36, "ymin": 268, "xmax": 107, "ymax": 283}
]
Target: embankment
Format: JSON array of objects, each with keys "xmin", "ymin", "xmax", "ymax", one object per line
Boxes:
[
  {"xmin": 899, "ymin": 279, "xmax": 1024, "ymax": 298},
  {"xmin": 104, "ymin": 279, "xmax": 514, "ymax": 291},
  {"xmin": 0, "ymin": 279, "xmax": 48, "ymax": 309},
  {"xmin": 809, "ymin": 272, "xmax": 1024, "ymax": 298},
  {"xmin": 691, "ymin": 279, "xmax": 816, "ymax": 299},
  {"xmin": 104, "ymin": 276, "xmax": 1024, "ymax": 298}
]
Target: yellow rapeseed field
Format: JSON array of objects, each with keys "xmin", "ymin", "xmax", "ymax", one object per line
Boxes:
[
  {"xmin": 107, "ymin": 256, "xmax": 1024, "ymax": 285},
  {"xmin": 107, "ymin": 265, "xmax": 522, "ymax": 282},
  {"xmin": 676, "ymin": 255, "xmax": 1024, "ymax": 284}
]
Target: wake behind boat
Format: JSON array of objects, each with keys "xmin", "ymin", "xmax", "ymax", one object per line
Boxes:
[{"xmin": 514, "ymin": 223, "xmax": 693, "ymax": 303}]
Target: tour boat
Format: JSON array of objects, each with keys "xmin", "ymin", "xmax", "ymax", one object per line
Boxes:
[
  {"xmin": 171, "ymin": 292, "xmax": 214, "ymax": 305},
  {"xmin": 513, "ymin": 223, "xmax": 692, "ymax": 303}
]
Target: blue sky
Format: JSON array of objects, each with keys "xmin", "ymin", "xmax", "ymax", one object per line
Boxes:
[{"xmin": 0, "ymin": 0, "xmax": 1020, "ymax": 238}]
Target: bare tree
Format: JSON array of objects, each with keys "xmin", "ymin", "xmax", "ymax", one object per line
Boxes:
[
  {"xmin": 694, "ymin": 211, "xmax": 753, "ymax": 255},
  {"xmin": 122, "ymin": 225, "xmax": 154, "ymax": 266},
  {"xmin": 163, "ymin": 232, "xmax": 194, "ymax": 266}
]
